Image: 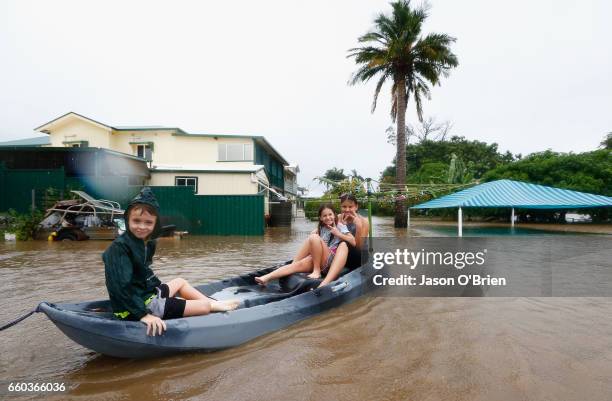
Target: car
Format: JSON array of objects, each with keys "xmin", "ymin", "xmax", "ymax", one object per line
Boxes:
[{"xmin": 37, "ymin": 191, "xmax": 126, "ymax": 241}]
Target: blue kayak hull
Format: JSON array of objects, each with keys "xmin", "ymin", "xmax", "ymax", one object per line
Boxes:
[{"xmin": 38, "ymin": 262, "xmax": 370, "ymax": 359}]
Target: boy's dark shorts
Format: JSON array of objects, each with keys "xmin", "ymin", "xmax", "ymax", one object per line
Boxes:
[{"xmin": 148, "ymin": 283, "xmax": 186, "ymax": 320}]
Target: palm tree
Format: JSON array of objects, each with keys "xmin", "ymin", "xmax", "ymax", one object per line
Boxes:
[{"xmin": 348, "ymin": 0, "xmax": 458, "ymax": 227}]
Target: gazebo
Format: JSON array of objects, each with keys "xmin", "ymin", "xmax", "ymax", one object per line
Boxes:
[{"xmin": 410, "ymin": 179, "xmax": 612, "ymax": 236}]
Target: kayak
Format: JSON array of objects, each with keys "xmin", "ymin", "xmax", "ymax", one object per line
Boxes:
[{"xmin": 37, "ymin": 261, "xmax": 370, "ymax": 359}]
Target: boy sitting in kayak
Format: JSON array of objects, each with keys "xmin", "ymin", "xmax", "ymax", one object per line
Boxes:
[{"xmin": 103, "ymin": 187, "xmax": 239, "ymax": 336}]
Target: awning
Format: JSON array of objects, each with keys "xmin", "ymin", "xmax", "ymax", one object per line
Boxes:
[{"xmin": 411, "ymin": 179, "xmax": 612, "ymax": 209}]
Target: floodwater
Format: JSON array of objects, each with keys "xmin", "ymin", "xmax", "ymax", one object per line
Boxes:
[{"xmin": 1, "ymin": 217, "xmax": 611, "ymax": 400}]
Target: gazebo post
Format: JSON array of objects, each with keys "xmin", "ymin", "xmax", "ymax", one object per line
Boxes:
[
  {"xmin": 458, "ymin": 207, "xmax": 463, "ymax": 237},
  {"xmin": 511, "ymin": 207, "xmax": 515, "ymax": 227},
  {"xmin": 407, "ymin": 208, "xmax": 411, "ymax": 228}
]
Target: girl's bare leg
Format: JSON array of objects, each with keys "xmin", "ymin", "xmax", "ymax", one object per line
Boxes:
[
  {"xmin": 309, "ymin": 236, "xmax": 323, "ymax": 277},
  {"xmin": 255, "ymin": 257, "xmax": 314, "ymax": 285},
  {"xmin": 309, "ymin": 238, "xmax": 331, "ymax": 279},
  {"xmin": 293, "ymin": 235, "xmax": 315, "ymax": 262},
  {"xmin": 319, "ymin": 242, "xmax": 349, "ymax": 287}
]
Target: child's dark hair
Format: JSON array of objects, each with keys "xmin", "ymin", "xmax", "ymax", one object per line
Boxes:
[
  {"xmin": 128, "ymin": 203, "xmax": 158, "ymax": 219},
  {"xmin": 340, "ymin": 193, "xmax": 359, "ymax": 206},
  {"xmin": 317, "ymin": 203, "xmax": 337, "ymax": 234}
]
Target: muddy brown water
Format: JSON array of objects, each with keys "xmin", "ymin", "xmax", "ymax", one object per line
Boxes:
[{"xmin": 1, "ymin": 217, "xmax": 611, "ymax": 400}]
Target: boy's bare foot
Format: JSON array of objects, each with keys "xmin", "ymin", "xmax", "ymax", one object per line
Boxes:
[
  {"xmin": 211, "ymin": 299, "xmax": 240, "ymax": 312},
  {"xmin": 254, "ymin": 276, "xmax": 268, "ymax": 286}
]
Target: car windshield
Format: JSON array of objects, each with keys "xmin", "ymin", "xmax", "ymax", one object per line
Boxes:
[{"xmin": 114, "ymin": 219, "xmax": 126, "ymax": 231}]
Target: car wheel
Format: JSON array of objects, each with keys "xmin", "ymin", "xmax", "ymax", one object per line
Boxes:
[{"xmin": 57, "ymin": 232, "xmax": 78, "ymax": 241}]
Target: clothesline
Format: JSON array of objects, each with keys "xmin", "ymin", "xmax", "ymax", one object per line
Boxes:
[{"xmin": 313, "ymin": 176, "xmax": 476, "ymax": 196}]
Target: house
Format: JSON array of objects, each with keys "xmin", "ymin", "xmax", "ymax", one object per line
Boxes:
[
  {"xmin": 284, "ymin": 165, "xmax": 300, "ymax": 216},
  {"xmin": 15, "ymin": 112, "xmax": 296, "ymax": 212}
]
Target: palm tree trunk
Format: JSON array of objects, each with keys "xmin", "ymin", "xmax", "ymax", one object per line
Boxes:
[{"xmin": 394, "ymin": 78, "xmax": 407, "ymax": 228}]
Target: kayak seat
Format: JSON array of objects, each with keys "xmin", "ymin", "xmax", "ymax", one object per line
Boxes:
[
  {"xmin": 210, "ymin": 274, "xmax": 322, "ymax": 309},
  {"xmin": 278, "ymin": 267, "xmax": 350, "ymax": 292}
]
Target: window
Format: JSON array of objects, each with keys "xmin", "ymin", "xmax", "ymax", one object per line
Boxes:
[
  {"xmin": 131, "ymin": 142, "xmax": 153, "ymax": 161},
  {"xmin": 218, "ymin": 143, "xmax": 253, "ymax": 161},
  {"xmin": 175, "ymin": 176, "xmax": 198, "ymax": 192},
  {"xmin": 136, "ymin": 144, "xmax": 152, "ymax": 160},
  {"xmin": 62, "ymin": 140, "xmax": 88, "ymax": 147},
  {"xmin": 136, "ymin": 144, "xmax": 145, "ymax": 158}
]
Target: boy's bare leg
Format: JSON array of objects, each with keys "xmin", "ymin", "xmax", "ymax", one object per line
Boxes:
[
  {"xmin": 167, "ymin": 278, "xmax": 238, "ymax": 310},
  {"xmin": 167, "ymin": 278, "xmax": 207, "ymax": 300},
  {"xmin": 319, "ymin": 242, "xmax": 349, "ymax": 287},
  {"xmin": 183, "ymin": 299, "xmax": 239, "ymax": 317},
  {"xmin": 255, "ymin": 256, "xmax": 314, "ymax": 285}
]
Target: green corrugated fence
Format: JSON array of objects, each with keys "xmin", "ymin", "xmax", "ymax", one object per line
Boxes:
[
  {"xmin": 150, "ymin": 186, "xmax": 195, "ymax": 232},
  {"xmin": 1, "ymin": 165, "xmax": 65, "ymax": 213},
  {"xmin": 192, "ymin": 195, "xmax": 264, "ymax": 235},
  {"xmin": 152, "ymin": 186, "xmax": 264, "ymax": 235}
]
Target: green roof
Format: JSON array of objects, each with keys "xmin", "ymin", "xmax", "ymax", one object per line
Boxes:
[{"xmin": 0, "ymin": 136, "xmax": 50, "ymax": 147}]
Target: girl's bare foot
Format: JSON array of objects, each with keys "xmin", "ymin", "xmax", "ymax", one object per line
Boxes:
[
  {"xmin": 308, "ymin": 271, "xmax": 321, "ymax": 279},
  {"xmin": 211, "ymin": 299, "xmax": 240, "ymax": 312},
  {"xmin": 255, "ymin": 276, "xmax": 268, "ymax": 286}
]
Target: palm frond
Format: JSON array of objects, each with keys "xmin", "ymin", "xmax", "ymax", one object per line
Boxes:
[
  {"xmin": 348, "ymin": 64, "xmax": 387, "ymax": 86},
  {"xmin": 372, "ymin": 72, "xmax": 391, "ymax": 113}
]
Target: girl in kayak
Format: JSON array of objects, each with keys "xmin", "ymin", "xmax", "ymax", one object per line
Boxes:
[
  {"xmin": 316, "ymin": 193, "xmax": 370, "ymax": 287},
  {"xmin": 255, "ymin": 203, "xmax": 355, "ymax": 286},
  {"xmin": 103, "ymin": 187, "xmax": 239, "ymax": 336}
]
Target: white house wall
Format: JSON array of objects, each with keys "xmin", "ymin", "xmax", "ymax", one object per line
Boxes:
[
  {"xmin": 110, "ymin": 131, "xmax": 254, "ymax": 167},
  {"xmin": 47, "ymin": 119, "xmax": 256, "ymax": 168},
  {"xmin": 149, "ymin": 172, "xmax": 259, "ymax": 195},
  {"xmin": 48, "ymin": 118, "xmax": 111, "ymax": 148}
]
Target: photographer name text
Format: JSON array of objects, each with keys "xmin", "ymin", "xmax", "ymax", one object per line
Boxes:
[{"xmin": 372, "ymin": 274, "xmax": 506, "ymax": 286}]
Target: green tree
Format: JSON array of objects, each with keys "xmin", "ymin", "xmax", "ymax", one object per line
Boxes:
[
  {"xmin": 447, "ymin": 153, "xmax": 472, "ymax": 184},
  {"xmin": 601, "ymin": 133, "xmax": 612, "ymax": 149},
  {"xmin": 318, "ymin": 167, "xmax": 348, "ymax": 189},
  {"xmin": 348, "ymin": 0, "xmax": 458, "ymax": 227},
  {"xmin": 350, "ymin": 169, "xmax": 364, "ymax": 181},
  {"xmin": 381, "ymin": 136, "xmax": 514, "ymax": 183}
]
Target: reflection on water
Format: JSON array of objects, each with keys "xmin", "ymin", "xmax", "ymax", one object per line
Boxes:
[{"xmin": 1, "ymin": 217, "xmax": 611, "ymax": 400}]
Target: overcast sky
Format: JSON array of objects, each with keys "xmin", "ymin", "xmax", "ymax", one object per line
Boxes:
[{"xmin": 1, "ymin": 0, "xmax": 611, "ymax": 195}]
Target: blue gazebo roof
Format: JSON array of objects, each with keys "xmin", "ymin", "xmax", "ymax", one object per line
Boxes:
[{"xmin": 411, "ymin": 179, "xmax": 612, "ymax": 209}]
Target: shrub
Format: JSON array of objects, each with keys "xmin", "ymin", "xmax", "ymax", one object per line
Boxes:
[{"xmin": 6, "ymin": 209, "xmax": 44, "ymax": 241}]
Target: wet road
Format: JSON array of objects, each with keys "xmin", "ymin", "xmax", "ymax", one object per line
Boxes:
[{"xmin": 1, "ymin": 217, "xmax": 611, "ymax": 400}]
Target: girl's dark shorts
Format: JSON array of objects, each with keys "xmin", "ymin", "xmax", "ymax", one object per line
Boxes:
[{"xmin": 346, "ymin": 245, "xmax": 365, "ymax": 269}]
